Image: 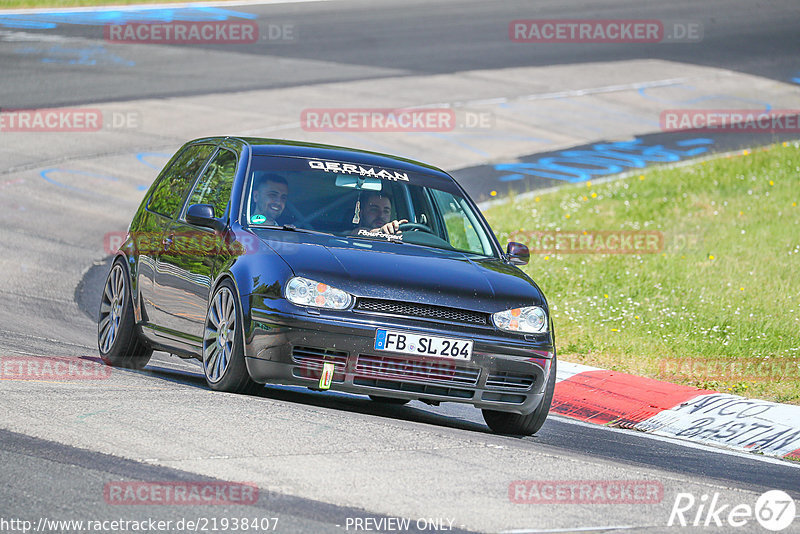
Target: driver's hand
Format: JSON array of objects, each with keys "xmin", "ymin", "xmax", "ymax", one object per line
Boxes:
[{"xmin": 376, "ymin": 219, "xmax": 408, "ymax": 235}]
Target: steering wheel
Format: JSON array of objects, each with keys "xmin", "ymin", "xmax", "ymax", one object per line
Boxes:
[{"xmin": 398, "ymin": 222, "xmax": 433, "ymax": 233}]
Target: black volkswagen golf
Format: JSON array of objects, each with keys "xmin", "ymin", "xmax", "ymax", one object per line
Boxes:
[{"xmin": 98, "ymin": 137, "xmax": 556, "ymax": 435}]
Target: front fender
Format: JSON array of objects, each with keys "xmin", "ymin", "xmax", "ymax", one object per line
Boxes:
[{"xmin": 211, "ymin": 230, "xmax": 295, "ymax": 342}]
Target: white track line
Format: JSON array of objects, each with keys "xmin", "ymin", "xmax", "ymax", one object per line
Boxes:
[{"xmin": 424, "ymin": 77, "xmax": 688, "ymax": 109}]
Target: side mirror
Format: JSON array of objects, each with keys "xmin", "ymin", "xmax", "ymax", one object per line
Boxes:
[
  {"xmin": 186, "ymin": 204, "xmax": 226, "ymax": 232},
  {"xmin": 506, "ymin": 241, "xmax": 529, "ymax": 265}
]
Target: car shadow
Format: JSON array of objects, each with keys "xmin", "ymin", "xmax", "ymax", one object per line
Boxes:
[{"xmin": 102, "ymin": 354, "xmax": 493, "ymax": 435}]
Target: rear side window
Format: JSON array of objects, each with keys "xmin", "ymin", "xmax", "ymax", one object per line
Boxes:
[
  {"xmin": 148, "ymin": 144, "xmax": 215, "ymax": 218},
  {"xmin": 185, "ymin": 149, "xmax": 237, "ymax": 219}
]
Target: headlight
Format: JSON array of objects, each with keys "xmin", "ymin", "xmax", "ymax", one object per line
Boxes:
[
  {"xmin": 493, "ymin": 306, "xmax": 548, "ymax": 334},
  {"xmin": 285, "ymin": 277, "xmax": 352, "ymax": 310}
]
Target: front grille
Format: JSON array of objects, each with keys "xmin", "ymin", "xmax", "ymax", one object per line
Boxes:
[
  {"xmin": 354, "ymin": 377, "xmax": 473, "ymax": 399},
  {"xmin": 355, "ymin": 298, "xmax": 489, "ymax": 326},
  {"xmin": 355, "ymin": 353, "xmax": 480, "ymax": 385},
  {"xmin": 481, "ymin": 391, "xmax": 526, "ymax": 404},
  {"xmin": 485, "ymin": 371, "xmax": 536, "ymax": 390},
  {"xmin": 291, "ymin": 346, "xmax": 348, "ymax": 381}
]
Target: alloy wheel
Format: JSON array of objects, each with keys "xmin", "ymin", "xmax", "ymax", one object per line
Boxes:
[
  {"xmin": 98, "ymin": 264, "xmax": 125, "ymax": 353},
  {"xmin": 203, "ymin": 287, "xmax": 237, "ymax": 383}
]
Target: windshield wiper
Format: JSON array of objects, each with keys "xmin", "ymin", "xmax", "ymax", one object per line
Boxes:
[{"xmin": 260, "ymin": 224, "xmax": 335, "ymax": 237}]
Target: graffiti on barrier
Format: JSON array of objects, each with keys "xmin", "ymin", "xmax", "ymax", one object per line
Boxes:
[{"xmin": 636, "ymin": 393, "xmax": 800, "ymax": 457}]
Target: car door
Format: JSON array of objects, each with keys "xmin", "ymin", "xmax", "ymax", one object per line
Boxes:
[
  {"xmin": 153, "ymin": 147, "xmax": 238, "ymax": 346},
  {"xmin": 141, "ymin": 143, "xmax": 216, "ymax": 334}
]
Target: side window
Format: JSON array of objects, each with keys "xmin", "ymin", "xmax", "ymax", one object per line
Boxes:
[
  {"xmin": 430, "ymin": 189, "xmax": 487, "ymax": 255},
  {"xmin": 186, "ymin": 149, "xmax": 237, "ymax": 219},
  {"xmin": 147, "ymin": 144, "xmax": 215, "ymax": 218}
]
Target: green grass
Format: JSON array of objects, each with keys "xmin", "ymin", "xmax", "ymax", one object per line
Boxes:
[
  {"xmin": 1, "ymin": 0, "xmax": 212, "ymax": 8},
  {"xmin": 484, "ymin": 141, "xmax": 800, "ymax": 403}
]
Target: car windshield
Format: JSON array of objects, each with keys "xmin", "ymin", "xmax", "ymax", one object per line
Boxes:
[{"xmin": 242, "ymin": 155, "xmax": 498, "ymax": 258}]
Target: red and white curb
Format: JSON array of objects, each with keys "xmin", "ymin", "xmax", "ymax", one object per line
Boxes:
[{"xmin": 554, "ymin": 361, "xmax": 800, "ymax": 461}]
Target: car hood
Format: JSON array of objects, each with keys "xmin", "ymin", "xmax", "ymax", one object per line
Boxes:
[{"xmin": 254, "ymin": 231, "xmax": 545, "ymax": 313}]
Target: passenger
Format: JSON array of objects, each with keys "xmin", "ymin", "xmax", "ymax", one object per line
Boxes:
[{"xmin": 252, "ymin": 173, "xmax": 288, "ymax": 225}]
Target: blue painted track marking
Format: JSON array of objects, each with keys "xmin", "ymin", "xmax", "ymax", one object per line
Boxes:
[
  {"xmin": 40, "ymin": 168, "xmax": 117, "ymax": 196},
  {"xmin": 674, "ymin": 138, "xmax": 715, "ymax": 155},
  {"xmin": 675, "ymin": 138, "xmax": 714, "ymax": 146},
  {"xmin": 495, "ymin": 138, "xmax": 715, "ymax": 183},
  {"xmin": 15, "ymin": 44, "xmax": 135, "ymax": 66},
  {"xmin": 136, "ymin": 152, "xmax": 171, "ymax": 190},
  {"xmin": 136, "ymin": 152, "xmax": 170, "ymax": 170},
  {"xmin": 40, "ymin": 153, "xmax": 172, "ymax": 196},
  {"xmin": 0, "ymin": 7, "xmax": 257, "ymax": 30}
]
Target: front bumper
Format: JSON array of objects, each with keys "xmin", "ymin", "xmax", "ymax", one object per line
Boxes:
[{"xmin": 244, "ymin": 301, "xmax": 554, "ymax": 415}]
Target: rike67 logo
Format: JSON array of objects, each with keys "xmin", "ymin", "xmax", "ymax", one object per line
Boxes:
[{"xmin": 669, "ymin": 490, "xmax": 796, "ymax": 531}]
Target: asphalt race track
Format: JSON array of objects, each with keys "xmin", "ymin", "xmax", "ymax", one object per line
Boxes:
[
  {"xmin": 1, "ymin": 1, "xmax": 800, "ymax": 533},
  {"xmin": 2, "ymin": 0, "xmax": 800, "ymax": 107}
]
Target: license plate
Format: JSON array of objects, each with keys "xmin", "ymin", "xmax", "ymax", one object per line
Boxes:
[{"xmin": 374, "ymin": 329, "xmax": 472, "ymax": 360}]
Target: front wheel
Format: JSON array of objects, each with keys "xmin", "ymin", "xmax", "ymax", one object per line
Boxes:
[
  {"xmin": 482, "ymin": 356, "xmax": 556, "ymax": 436},
  {"xmin": 202, "ymin": 281, "xmax": 260, "ymax": 394},
  {"xmin": 98, "ymin": 260, "xmax": 152, "ymax": 369}
]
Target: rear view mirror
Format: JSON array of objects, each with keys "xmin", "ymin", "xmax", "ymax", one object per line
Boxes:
[{"xmin": 335, "ymin": 175, "xmax": 383, "ymax": 191}]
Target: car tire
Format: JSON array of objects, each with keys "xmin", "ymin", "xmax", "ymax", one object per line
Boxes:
[
  {"xmin": 202, "ymin": 280, "xmax": 260, "ymax": 394},
  {"xmin": 98, "ymin": 260, "xmax": 153, "ymax": 369},
  {"xmin": 369, "ymin": 395, "xmax": 410, "ymax": 405},
  {"xmin": 482, "ymin": 355, "xmax": 557, "ymax": 436}
]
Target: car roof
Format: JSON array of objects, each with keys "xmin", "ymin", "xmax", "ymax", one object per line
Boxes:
[{"xmin": 194, "ymin": 136, "xmax": 455, "ymax": 182}]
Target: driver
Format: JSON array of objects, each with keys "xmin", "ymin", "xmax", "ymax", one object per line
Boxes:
[
  {"xmin": 356, "ymin": 191, "xmax": 407, "ymax": 235},
  {"xmin": 252, "ymin": 173, "xmax": 288, "ymax": 225}
]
